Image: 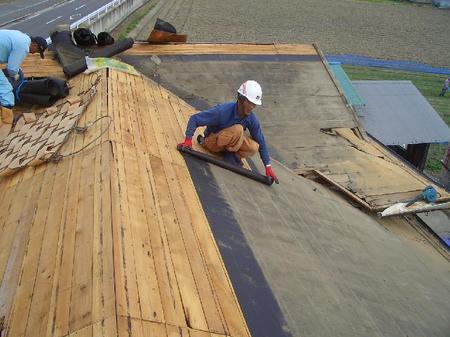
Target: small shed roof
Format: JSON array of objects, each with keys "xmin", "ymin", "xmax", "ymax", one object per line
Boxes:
[{"xmin": 353, "ymin": 80, "xmax": 450, "ymax": 145}]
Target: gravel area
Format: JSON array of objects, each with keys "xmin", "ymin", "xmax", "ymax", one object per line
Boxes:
[{"xmin": 136, "ymin": 0, "xmax": 450, "ymax": 67}]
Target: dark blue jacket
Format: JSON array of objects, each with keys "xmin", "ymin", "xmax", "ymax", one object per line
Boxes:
[{"xmin": 185, "ymin": 102, "xmax": 271, "ymax": 165}]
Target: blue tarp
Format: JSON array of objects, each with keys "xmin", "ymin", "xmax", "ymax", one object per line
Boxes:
[{"xmin": 326, "ymin": 54, "xmax": 450, "ymax": 75}]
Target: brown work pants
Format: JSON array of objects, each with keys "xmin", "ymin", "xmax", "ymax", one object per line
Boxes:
[{"xmin": 203, "ymin": 124, "xmax": 259, "ymax": 158}]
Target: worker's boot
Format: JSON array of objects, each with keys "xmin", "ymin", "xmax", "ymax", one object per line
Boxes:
[{"xmin": 0, "ymin": 106, "xmax": 13, "ymax": 124}]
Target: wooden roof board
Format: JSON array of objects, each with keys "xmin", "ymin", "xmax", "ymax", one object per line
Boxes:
[
  {"xmin": 0, "ymin": 67, "xmax": 251, "ymax": 337},
  {"xmin": 124, "ymin": 43, "xmax": 318, "ymax": 56}
]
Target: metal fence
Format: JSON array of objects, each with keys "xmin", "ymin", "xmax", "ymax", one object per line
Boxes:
[{"xmin": 69, "ymin": 0, "xmax": 128, "ymax": 30}]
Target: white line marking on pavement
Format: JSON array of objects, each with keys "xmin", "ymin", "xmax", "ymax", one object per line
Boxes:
[
  {"xmin": 75, "ymin": 4, "xmax": 87, "ymax": 10},
  {"xmin": 46, "ymin": 15, "xmax": 62, "ymax": 24},
  {"xmin": 0, "ymin": 0, "xmax": 50, "ymax": 19},
  {"xmin": 70, "ymin": 13, "xmax": 82, "ymax": 20}
]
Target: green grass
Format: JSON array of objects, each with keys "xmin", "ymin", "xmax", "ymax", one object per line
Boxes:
[
  {"xmin": 342, "ymin": 65, "xmax": 450, "ymax": 173},
  {"xmin": 113, "ymin": 0, "xmax": 158, "ymax": 40}
]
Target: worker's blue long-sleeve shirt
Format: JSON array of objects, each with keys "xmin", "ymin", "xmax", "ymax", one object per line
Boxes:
[
  {"xmin": 185, "ymin": 101, "xmax": 271, "ymax": 166},
  {"xmin": 0, "ymin": 30, "xmax": 31, "ymax": 76}
]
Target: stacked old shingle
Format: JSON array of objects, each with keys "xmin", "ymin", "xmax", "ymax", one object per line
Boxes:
[{"xmin": 0, "ymin": 78, "xmax": 99, "ymax": 176}]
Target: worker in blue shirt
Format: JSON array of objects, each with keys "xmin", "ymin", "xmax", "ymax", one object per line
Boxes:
[
  {"xmin": 0, "ymin": 30, "xmax": 48, "ymax": 108},
  {"xmin": 178, "ymin": 80, "xmax": 279, "ymax": 183}
]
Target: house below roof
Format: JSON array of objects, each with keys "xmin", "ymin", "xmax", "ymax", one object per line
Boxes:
[
  {"xmin": 353, "ymin": 80, "xmax": 450, "ymax": 146},
  {"xmin": 353, "ymin": 80, "xmax": 450, "ymax": 170}
]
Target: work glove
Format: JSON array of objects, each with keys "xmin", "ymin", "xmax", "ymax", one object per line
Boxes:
[
  {"xmin": 177, "ymin": 137, "xmax": 192, "ymax": 149},
  {"xmin": 265, "ymin": 165, "xmax": 279, "ymax": 184}
]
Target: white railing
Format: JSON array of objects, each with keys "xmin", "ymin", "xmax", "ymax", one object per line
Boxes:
[{"xmin": 69, "ymin": 0, "xmax": 128, "ymax": 30}]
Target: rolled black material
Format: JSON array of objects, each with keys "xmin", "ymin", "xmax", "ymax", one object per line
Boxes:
[
  {"xmin": 18, "ymin": 93, "xmax": 55, "ymax": 106},
  {"xmin": 51, "ymin": 30, "xmax": 134, "ymax": 78},
  {"xmin": 89, "ymin": 38, "xmax": 134, "ymax": 58},
  {"xmin": 177, "ymin": 145, "xmax": 274, "ymax": 186},
  {"xmin": 20, "ymin": 77, "xmax": 69, "ymax": 97}
]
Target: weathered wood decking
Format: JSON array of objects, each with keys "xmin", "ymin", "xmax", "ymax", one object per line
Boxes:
[{"xmin": 0, "ymin": 55, "xmax": 250, "ymax": 337}]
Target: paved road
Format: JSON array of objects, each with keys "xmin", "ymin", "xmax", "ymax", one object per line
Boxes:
[
  {"xmin": 0, "ymin": 0, "xmax": 112, "ymax": 37},
  {"xmin": 134, "ymin": 0, "xmax": 450, "ymax": 68}
]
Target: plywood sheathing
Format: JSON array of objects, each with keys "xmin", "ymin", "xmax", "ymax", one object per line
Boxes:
[
  {"xmin": 300, "ymin": 128, "xmax": 450, "ymax": 211},
  {"xmin": 0, "ymin": 69, "xmax": 250, "ymax": 337}
]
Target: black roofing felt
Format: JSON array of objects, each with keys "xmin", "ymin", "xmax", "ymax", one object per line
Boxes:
[{"xmin": 183, "ymin": 154, "xmax": 292, "ymax": 337}]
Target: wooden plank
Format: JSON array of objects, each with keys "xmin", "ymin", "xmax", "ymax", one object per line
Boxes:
[
  {"xmin": 166, "ymin": 324, "xmax": 189, "ymax": 337},
  {"xmin": 132, "ymin": 77, "xmax": 160, "ymax": 158},
  {"xmin": 41, "ymin": 88, "xmax": 91, "ymax": 336},
  {"xmin": 161, "ymin": 158, "xmax": 227, "ymax": 334},
  {"xmin": 173, "ymin": 165, "xmax": 250, "ymax": 337},
  {"xmin": 92, "ymin": 143, "xmax": 116, "ymax": 325},
  {"xmin": 117, "ymin": 316, "xmax": 145, "ymax": 337},
  {"xmin": 67, "ymin": 324, "xmax": 93, "ymax": 337},
  {"xmin": 149, "ymin": 155, "xmax": 208, "ymax": 331},
  {"xmin": 364, "ymin": 190, "xmax": 422, "ymax": 205},
  {"xmin": 110, "ymin": 142, "xmax": 128, "ymax": 321},
  {"xmin": 189, "ymin": 329, "xmax": 213, "ymax": 337},
  {"xmin": 0, "ymin": 183, "xmax": 20, "ymax": 287},
  {"xmin": 314, "ymin": 170, "xmax": 375, "ymax": 211},
  {"xmin": 52, "ymin": 142, "xmax": 85, "ymax": 336},
  {"xmin": 124, "ymin": 43, "xmax": 317, "ymax": 56},
  {"xmin": 140, "ymin": 152, "xmax": 186, "ymax": 328},
  {"xmin": 143, "ymin": 79, "xmax": 178, "ymax": 165},
  {"xmin": 121, "ymin": 144, "xmax": 165, "ymax": 322},
  {"xmin": 0, "ymin": 170, "xmax": 44, "ymax": 325},
  {"xmin": 3, "ymin": 165, "xmax": 55, "ymax": 337},
  {"xmin": 92, "ymin": 316, "xmax": 117, "ymax": 337},
  {"xmin": 142, "ymin": 320, "xmax": 168, "ymax": 337},
  {"xmin": 111, "ymin": 75, "xmax": 142, "ymax": 320},
  {"xmin": 24, "ymin": 159, "xmax": 71, "ymax": 337},
  {"xmin": 66, "ymin": 82, "xmax": 97, "ymax": 333}
]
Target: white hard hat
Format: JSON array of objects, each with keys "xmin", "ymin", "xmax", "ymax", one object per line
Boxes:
[{"xmin": 237, "ymin": 80, "xmax": 262, "ymax": 105}]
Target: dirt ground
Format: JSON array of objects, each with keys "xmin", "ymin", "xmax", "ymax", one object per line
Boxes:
[{"xmin": 136, "ymin": 0, "xmax": 450, "ymax": 67}]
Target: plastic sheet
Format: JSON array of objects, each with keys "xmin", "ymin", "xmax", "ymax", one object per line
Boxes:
[{"xmin": 85, "ymin": 57, "xmax": 139, "ymax": 75}]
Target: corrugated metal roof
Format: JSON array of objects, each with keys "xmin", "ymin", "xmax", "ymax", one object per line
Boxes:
[
  {"xmin": 353, "ymin": 80, "xmax": 450, "ymax": 145},
  {"xmin": 328, "ymin": 62, "xmax": 365, "ymax": 106}
]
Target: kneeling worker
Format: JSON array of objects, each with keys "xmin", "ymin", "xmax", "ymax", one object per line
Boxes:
[
  {"xmin": 178, "ymin": 80, "xmax": 279, "ymax": 183},
  {"xmin": 0, "ymin": 29, "xmax": 48, "ymax": 108}
]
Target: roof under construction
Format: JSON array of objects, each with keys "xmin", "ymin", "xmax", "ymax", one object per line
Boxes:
[{"xmin": 0, "ymin": 43, "xmax": 449, "ymax": 337}]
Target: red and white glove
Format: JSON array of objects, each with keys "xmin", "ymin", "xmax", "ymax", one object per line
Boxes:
[
  {"xmin": 265, "ymin": 164, "xmax": 279, "ymax": 184},
  {"xmin": 177, "ymin": 137, "xmax": 192, "ymax": 149}
]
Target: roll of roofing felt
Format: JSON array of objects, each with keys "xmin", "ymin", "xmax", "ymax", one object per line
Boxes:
[
  {"xmin": 51, "ymin": 30, "xmax": 134, "ymax": 78},
  {"xmin": 89, "ymin": 38, "xmax": 134, "ymax": 58},
  {"xmin": 19, "ymin": 78, "xmax": 68, "ymax": 97},
  {"xmin": 18, "ymin": 93, "xmax": 55, "ymax": 107}
]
